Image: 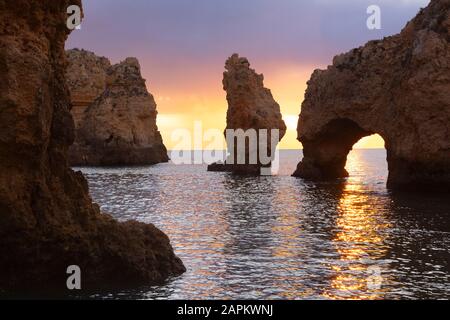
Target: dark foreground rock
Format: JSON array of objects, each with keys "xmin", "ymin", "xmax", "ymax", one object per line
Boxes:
[
  {"xmin": 293, "ymin": 0, "xmax": 450, "ymax": 190},
  {"xmin": 208, "ymin": 54, "xmax": 286, "ymax": 175},
  {"xmin": 67, "ymin": 49, "xmax": 169, "ymax": 166},
  {"xmin": 0, "ymin": 0, "xmax": 184, "ymax": 292}
]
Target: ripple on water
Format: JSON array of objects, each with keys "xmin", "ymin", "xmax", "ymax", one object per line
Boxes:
[{"xmin": 78, "ymin": 150, "xmax": 450, "ymax": 299}]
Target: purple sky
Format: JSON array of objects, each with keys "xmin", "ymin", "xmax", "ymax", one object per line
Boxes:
[{"xmin": 68, "ymin": 0, "xmax": 428, "ymax": 64}]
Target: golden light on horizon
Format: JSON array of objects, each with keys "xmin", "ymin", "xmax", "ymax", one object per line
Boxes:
[
  {"xmin": 158, "ymin": 113, "xmax": 386, "ymax": 151},
  {"xmin": 284, "ymin": 115, "xmax": 299, "ymax": 131},
  {"xmin": 354, "ymin": 134, "xmax": 385, "ymax": 149},
  {"xmin": 153, "ymin": 62, "xmax": 386, "ymax": 151}
]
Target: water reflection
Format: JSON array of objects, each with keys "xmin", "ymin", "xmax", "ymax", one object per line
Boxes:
[
  {"xmin": 76, "ymin": 150, "xmax": 450, "ymax": 300},
  {"xmin": 323, "ymin": 152, "xmax": 392, "ymax": 299}
]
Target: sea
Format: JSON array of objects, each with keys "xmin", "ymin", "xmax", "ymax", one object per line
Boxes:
[{"xmin": 75, "ymin": 149, "xmax": 450, "ymax": 300}]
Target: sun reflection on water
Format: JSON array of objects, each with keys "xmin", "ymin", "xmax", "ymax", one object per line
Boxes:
[
  {"xmin": 323, "ymin": 151, "xmax": 392, "ymax": 300},
  {"xmin": 80, "ymin": 150, "xmax": 450, "ymax": 300}
]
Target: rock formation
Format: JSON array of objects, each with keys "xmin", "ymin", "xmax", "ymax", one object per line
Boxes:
[
  {"xmin": 293, "ymin": 0, "xmax": 450, "ymax": 190},
  {"xmin": 0, "ymin": 0, "xmax": 184, "ymax": 292},
  {"xmin": 208, "ymin": 54, "xmax": 286, "ymax": 174},
  {"xmin": 66, "ymin": 49, "xmax": 111, "ymax": 129},
  {"xmin": 67, "ymin": 49, "xmax": 169, "ymax": 166}
]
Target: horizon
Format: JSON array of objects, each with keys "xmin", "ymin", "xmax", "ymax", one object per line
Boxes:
[
  {"xmin": 67, "ymin": 0, "xmax": 429, "ymax": 150},
  {"xmin": 3, "ymin": 0, "xmax": 450, "ymax": 301},
  {"xmin": 166, "ymin": 147, "xmax": 387, "ymax": 151}
]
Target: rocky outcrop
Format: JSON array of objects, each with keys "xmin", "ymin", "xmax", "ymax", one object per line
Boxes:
[
  {"xmin": 0, "ymin": 0, "xmax": 184, "ymax": 292},
  {"xmin": 66, "ymin": 49, "xmax": 110, "ymax": 129},
  {"xmin": 67, "ymin": 49, "xmax": 169, "ymax": 166},
  {"xmin": 294, "ymin": 0, "xmax": 450, "ymax": 190},
  {"xmin": 208, "ymin": 54, "xmax": 286, "ymax": 175}
]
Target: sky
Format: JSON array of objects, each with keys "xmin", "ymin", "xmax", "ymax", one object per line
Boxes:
[{"xmin": 67, "ymin": 0, "xmax": 430, "ymax": 149}]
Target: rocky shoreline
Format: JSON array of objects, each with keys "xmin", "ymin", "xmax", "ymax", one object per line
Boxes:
[
  {"xmin": 0, "ymin": 0, "xmax": 449, "ymax": 297},
  {"xmin": 0, "ymin": 0, "xmax": 184, "ymax": 292}
]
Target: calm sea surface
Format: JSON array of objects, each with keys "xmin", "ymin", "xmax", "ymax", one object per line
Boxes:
[{"xmin": 77, "ymin": 150, "xmax": 450, "ymax": 299}]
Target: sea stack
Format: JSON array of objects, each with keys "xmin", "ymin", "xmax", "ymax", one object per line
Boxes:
[
  {"xmin": 67, "ymin": 49, "xmax": 169, "ymax": 166},
  {"xmin": 293, "ymin": 0, "xmax": 450, "ymax": 190},
  {"xmin": 208, "ymin": 54, "xmax": 286, "ymax": 175},
  {"xmin": 0, "ymin": 0, "xmax": 184, "ymax": 291}
]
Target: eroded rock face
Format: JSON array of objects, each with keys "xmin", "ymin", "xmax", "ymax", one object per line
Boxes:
[
  {"xmin": 66, "ymin": 49, "xmax": 111, "ymax": 129},
  {"xmin": 208, "ymin": 54, "xmax": 286, "ymax": 174},
  {"xmin": 294, "ymin": 0, "xmax": 450, "ymax": 190},
  {"xmin": 67, "ymin": 49, "xmax": 169, "ymax": 166},
  {"xmin": 0, "ymin": 0, "xmax": 184, "ymax": 292}
]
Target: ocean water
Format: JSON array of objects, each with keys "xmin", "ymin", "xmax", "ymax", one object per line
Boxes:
[{"xmin": 77, "ymin": 150, "xmax": 450, "ymax": 300}]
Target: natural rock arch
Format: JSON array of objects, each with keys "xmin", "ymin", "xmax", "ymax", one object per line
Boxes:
[
  {"xmin": 295, "ymin": 118, "xmax": 383, "ymax": 180},
  {"xmin": 293, "ymin": 0, "xmax": 450, "ymax": 190}
]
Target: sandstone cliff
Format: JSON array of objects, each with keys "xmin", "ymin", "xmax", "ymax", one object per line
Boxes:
[
  {"xmin": 0, "ymin": 0, "xmax": 184, "ymax": 292},
  {"xmin": 208, "ymin": 54, "xmax": 286, "ymax": 174},
  {"xmin": 294, "ymin": 0, "xmax": 450, "ymax": 190},
  {"xmin": 67, "ymin": 49, "xmax": 169, "ymax": 166},
  {"xmin": 66, "ymin": 49, "xmax": 111, "ymax": 129}
]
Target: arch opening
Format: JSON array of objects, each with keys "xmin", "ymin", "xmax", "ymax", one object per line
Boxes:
[
  {"xmin": 294, "ymin": 119, "xmax": 386, "ymax": 180},
  {"xmin": 346, "ymin": 134, "xmax": 387, "ymax": 182}
]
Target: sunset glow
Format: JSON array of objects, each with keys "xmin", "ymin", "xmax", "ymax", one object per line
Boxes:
[
  {"xmin": 67, "ymin": 0, "xmax": 428, "ymax": 150},
  {"xmin": 5, "ymin": 0, "xmax": 449, "ymax": 302}
]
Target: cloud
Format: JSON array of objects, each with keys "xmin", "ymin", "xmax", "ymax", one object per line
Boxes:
[
  {"xmin": 70, "ymin": 0, "xmax": 428, "ymax": 68},
  {"xmin": 67, "ymin": 0, "xmax": 430, "ymax": 149}
]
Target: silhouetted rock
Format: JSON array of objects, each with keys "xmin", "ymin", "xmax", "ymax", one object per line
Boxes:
[
  {"xmin": 293, "ymin": 0, "xmax": 450, "ymax": 190},
  {"xmin": 67, "ymin": 49, "xmax": 169, "ymax": 166},
  {"xmin": 208, "ymin": 54, "xmax": 286, "ymax": 175},
  {"xmin": 0, "ymin": 0, "xmax": 184, "ymax": 292}
]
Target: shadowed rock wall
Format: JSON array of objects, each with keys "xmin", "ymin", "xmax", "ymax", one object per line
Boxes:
[
  {"xmin": 0, "ymin": 0, "xmax": 184, "ymax": 291},
  {"xmin": 294, "ymin": 0, "xmax": 450, "ymax": 190}
]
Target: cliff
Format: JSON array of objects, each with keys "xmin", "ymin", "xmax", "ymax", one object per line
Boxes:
[
  {"xmin": 293, "ymin": 0, "xmax": 450, "ymax": 190},
  {"xmin": 67, "ymin": 49, "xmax": 169, "ymax": 166},
  {"xmin": 0, "ymin": 0, "xmax": 184, "ymax": 291},
  {"xmin": 66, "ymin": 49, "xmax": 111, "ymax": 129},
  {"xmin": 208, "ymin": 54, "xmax": 286, "ymax": 175}
]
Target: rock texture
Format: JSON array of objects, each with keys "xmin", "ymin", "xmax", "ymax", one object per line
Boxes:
[
  {"xmin": 66, "ymin": 49, "xmax": 111, "ymax": 129},
  {"xmin": 67, "ymin": 49, "xmax": 169, "ymax": 166},
  {"xmin": 294, "ymin": 0, "xmax": 450, "ymax": 190},
  {"xmin": 208, "ymin": 54, "xmax": 286, "ymax": 174},
  {"xmin": 0, "ymin": 0, "xmax": 184, "ymax": 292}
]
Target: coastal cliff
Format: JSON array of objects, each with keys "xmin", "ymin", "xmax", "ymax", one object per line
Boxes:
[
  {"xmin": 66, "ymin": 49, "xmax": 111, "ymax": 130},
  {"xmin": 0, "ymin": 0, "xmax": 184, "ymax": 291},
  {"xmin": 294, "ymin": 0, "xmax": 450, "ymax": 190},
  {"xmin": 67, "ymin": 49, "xmax": 169, "ymax": 166},
  {"xmin": 208, "ymin": 54, "xmax": 286, "ymax": 174}
]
